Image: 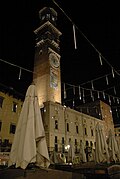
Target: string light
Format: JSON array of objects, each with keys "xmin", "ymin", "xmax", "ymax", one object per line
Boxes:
[
  {"xmin": 97, "ymin": 91, "xmax": 100, "ymax": 99},
  {"xmin": 72, "ymin": 24, "xmax": 77, "ymax": 49},
  {"xmin": 52, "ymin": 0, "xmax": 120, "ymax": 77},
  {"xmin": 79, "ymin": 85, "xmax": 82, "ymax": 100},
  {"xmin": 18, "ymin": 68, "xmax": 22, "ymax": 80},
  {"xmin": 114, "ymin": 86, "xmax": 116, "ymax": 95},
  {"xmin": 64, "ymin": 83, "xmax": 67, "ymax": 99},
  {"xmin": 73, "ymin": 86, "xmax": 75, "ymax": 95},
  {"xmin": 105, "ymin": 75, "xmax": 109, "ymax": 85},
  {"xmin": 0, "ymin": 58, "xmax": 35, "ymax": 74},
  {"xmin": 91, "ymin": 81, "xmax": 94, "ymax": 90},
  {"xmin": 0, "ymin": 1, "xmax": 120, "ymax": 120},
  {"xmin": 99, "ymin": 53, "xmax": 103, "ymax": 66},
  {"xmin": 112, "ymin": 68, "xmax": 115, "ymax": 78}
]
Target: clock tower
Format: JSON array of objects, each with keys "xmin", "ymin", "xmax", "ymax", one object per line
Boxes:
[{"xmin": 33, "ymin": 7, "xmax": 62, "ymax": 107}]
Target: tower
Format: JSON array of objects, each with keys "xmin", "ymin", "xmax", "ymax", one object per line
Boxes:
[{"xmin": 33, "ymin": 7, "xmax": 62, "ymax": 107}]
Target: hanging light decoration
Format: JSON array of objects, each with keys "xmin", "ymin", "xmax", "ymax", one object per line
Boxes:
[
  {"xmin": 82, "ymin": 88, "xmax": 85, "ymax": 103},
  {"xmin": 83, "ymin": 98, "xmax": 85, "ymax": 104},
  {"xmin": 116, "ymin": 108, "xmax": 119, "ymax": 118},
  {"xmin": 73, "ymin": 24, "xmax": 77, "ymax": 49},
  {"xmin": 97, "ymin": 91, "xmax": 100, "ymax": 99},
  {"xmin": 91, "ymin": 81, "xmax": 94, "ymax": 90},
  {"xmin": 102, "ymin": 91, "xmax": 106, "ymax": 99},
  {"xmin": 117, "ymin": 98, "xmax": 120, "ymax": 104},
  {"xmin": 112, "ymin": 96, "xmax": 115, "ymax": 103},
  {"xmin": 99, "ymin": 53, "xmax": 103, "ymax": 65},
  {"xmin": 64, "ymin": 83, "xmax": 67, "ymax": 99},
  {"xmin": 90, "ymin": 90, "xmax": 94, "ymax": 101},
  {"xmin": 73, "ymin": 98, "xmax": 75, "ymax": 107},
  {"xmin": 18, "ymin": 68, "xmax": 22, "ymax": 80},
  {"xmin": 112, "ymin": 67, "xmax": 115, "ymax": 78},
  {"xmin": 79, "ymin": 85, "xmax": 82, "ymax": 100},
  {"xmin": 108, "ymin": 95, "xmax": 111, "ymax": 105},
  {"xmin": 105, "ymin": 75, "xmax": 109, "ymax": 85},
  {"xmin": 114, "ymin": 86, "xmax": 116, "ymax": 95}
]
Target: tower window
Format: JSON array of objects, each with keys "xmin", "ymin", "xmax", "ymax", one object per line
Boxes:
[
  {"xmin": 86, "ymin": 140, "xmax": 89, "ymax": 147},
  {"xmin": 76, "ymin": 125, "xmax": 79, "ymax": 133},
  {"xmin": 0, "ymin": 96, "xmax": 4, "ymax": 108},
  {"xmin": 46, "ymin": 14, "xmax": 50, "ymax": 19},
  {"xmin": 54, "ymin": 136, "xmax": 58, "ymax": 152},
  {"xmin": 62, "ymin": 137, "xmax": 64, "ymax": 144},
  {"xmin": 62, "ymin": 137, "xmax": 65, "ymax": 153},
  {"xmin": 55, "ymin": 120, "xmax": 58, "ymax": 129},
  {"xmin": 0, "ymin": 121, "xmax": 2, "ymax": 131},
  {"xmin": 67, "ymin": 123, "xmax": 69, "ymax": 132},
  {"xmin": 84, "ymin": 127, "xmax": 87, "ymax": 135},
  {"xmin": 55, "ymin": 136, "xmax": 57, "ymax": 143},
  {"xmin": 75, "ymin": 139, "xmax": 77, "ymax": 153},
  {"xmin": 91, "ymin": 129, "xmax": 94, "ymax": 136},
  {"xmin": 12, "ymin": 102, "xmax": 17, "ymax": 112},
  {"xmin": 90, "ymin": 141, "xmax": 93, "ymax": 147},
  {"xmin": 10, "ymin": 123, "xmax": 16, "ymax": 134}
]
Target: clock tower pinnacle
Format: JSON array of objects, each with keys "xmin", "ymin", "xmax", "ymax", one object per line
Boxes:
[{"xmin": 33, "ymin": 7, "xmax": 62, "ymax": 107}]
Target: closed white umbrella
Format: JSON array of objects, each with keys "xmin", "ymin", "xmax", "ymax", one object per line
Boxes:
[
  {"xmin": 50, "ymin": 149, "xmax": 59, "ymax": 164},
  {"xmin": 79, "ymin": 140, "xmax": 87, "ymax": 163},
  {"xmin": 107, "ymin": 129, "xmax": 120, "ymax": 162},
  {"xmin": 67, "ymin": 140, "xmax": 75, "ymax": 163},
  {"xmin": 95, "ymin": 122, "xmax": 110, "ymax": 164},
  {"xmin": 8, "ymin": 84, "xmax": 50, "ymax": 169}
]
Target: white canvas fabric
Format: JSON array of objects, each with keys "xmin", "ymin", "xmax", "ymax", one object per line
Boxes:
[
  {"xmin": 95, "ymin": 122, "xmax": 110, "ymax": 164},
  {"xmin": 108, "ymin": 129, "xmax": 120, "ymax": 162},
  {"xmin": 67, "ymin": 140, "xmax": 75, "ymax": 163},
  {"xmin": 8, "ymin": 84, "xmax": 50, "ymax": 169},
  {"xmin": 79, "ymin": 140, "xmax": 87, "ymax": 163}
]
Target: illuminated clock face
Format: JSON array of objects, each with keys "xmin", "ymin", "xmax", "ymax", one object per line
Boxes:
[{"xmin": 49, "ymin": 53, "xmax": 60, "ymax": 68}]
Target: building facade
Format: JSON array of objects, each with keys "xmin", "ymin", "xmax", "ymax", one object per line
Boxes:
[
  {"xmin": 0, "ymin": 91, "xmax": 23, "ymax": 152},
  {"xmin": 0, "ymin": 7, "xmax": 117, "ymax": 163}
]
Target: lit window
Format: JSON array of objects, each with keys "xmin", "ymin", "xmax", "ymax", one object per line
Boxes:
[{"xmin": 12, "ymin": 102, "xmax": 17, "ymax": 112}]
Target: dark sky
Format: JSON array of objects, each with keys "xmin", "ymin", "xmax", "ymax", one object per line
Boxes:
[{"xmin": 0, "ymin": 0, "xmax": 120, "ymax": 123}]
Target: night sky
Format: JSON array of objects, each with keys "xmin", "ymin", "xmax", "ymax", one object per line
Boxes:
[{"xmin": 0, "ymin": 0, "xmax": 120, "ymax": 123}]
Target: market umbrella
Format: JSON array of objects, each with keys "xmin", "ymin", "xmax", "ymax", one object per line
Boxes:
[
  {"xmin": 50, "ymin": 149, "xmax": 59, "ymax": 164},
  {"xmin": 79, "ymin": 140, "xmax": 87, "ymax": 163},
  {"xmin": 95, "ymin": 122, "xmax": 110, "ymax": 164},
  {"xmin": 8, "ymin": 84, "xmax": 50, "ymax": 169},
  {"xmin": 50, "ymin": 150, "xmax": 65, "ymax": 164},
  {"xmin": 67, "ymin": 140, "xmax": 75, "ymax": 163},
  {"xmin": 107, "ymin": 129, "xmax": 120, "ymax": 163}
]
